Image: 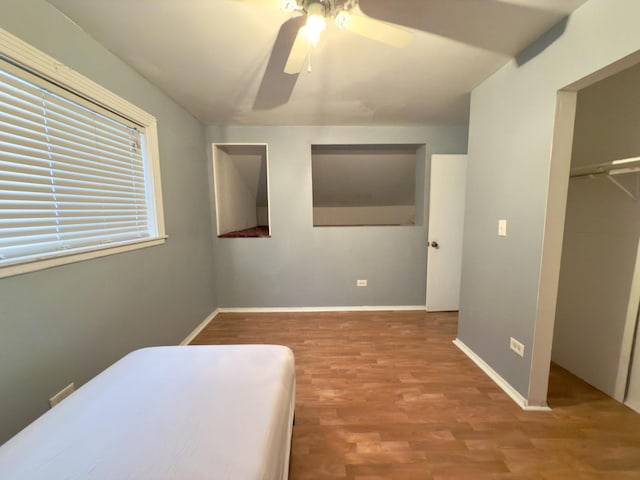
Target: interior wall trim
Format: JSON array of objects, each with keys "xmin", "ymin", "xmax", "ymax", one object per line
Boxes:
[
  {"xmin": 453, "ymin": 338, "xmax": 551, "ymax": 412},
  {"xmin": 180, "ymin": 309, "xmax": 221, "ymax": 345}
]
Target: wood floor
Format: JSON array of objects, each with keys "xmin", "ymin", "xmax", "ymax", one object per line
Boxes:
[
  {"xmin": 217, "ymin": 226, "xmax": 270, "ymax": 238},
  {"xmin": 191, "ymin": 311, "xmax": 640, "ymax": 479}
]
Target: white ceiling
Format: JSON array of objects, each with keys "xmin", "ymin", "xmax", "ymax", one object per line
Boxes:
[{"xmin": 46, "ymin": 0, "xmax": 587, "ymax": 126}]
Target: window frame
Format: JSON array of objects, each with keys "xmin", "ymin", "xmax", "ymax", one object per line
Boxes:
[{"xmin": 0, "ymin": 27, "xmax": 166, "ymax": 278}]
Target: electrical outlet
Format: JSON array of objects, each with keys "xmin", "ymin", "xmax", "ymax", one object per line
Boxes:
[
  {"xmin": 357, "ymin": 279, "xmax": 367, "ymax": 287},
  {"xmin": 510, "ymin": 337, "xmax": 525, "ymax": 357},
  {"xmin": 498, "ymin": 219, "xmax": 507, "ymax": 236},
  {"xmin": 49, "ymin": 382, "xmax": 75, "ymax": 408}
]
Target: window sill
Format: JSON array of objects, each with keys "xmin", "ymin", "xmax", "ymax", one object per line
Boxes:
[{"xmin": 0, "ymin": 236, "xmax": 168, "ymax": 279}]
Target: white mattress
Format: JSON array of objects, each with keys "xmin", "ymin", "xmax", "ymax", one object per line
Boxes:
[{"xmin": 0, "ymin": 345, "xmax": 296, "ymax": 480}]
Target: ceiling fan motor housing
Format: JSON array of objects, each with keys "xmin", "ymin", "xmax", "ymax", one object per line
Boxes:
[
  {"xmin": 300, "ymin": 0, "xmax": 351, "ymax": 18},
  {"xmin": 307, "ymin": 1, "xmax": 326, "ymax": 17}
]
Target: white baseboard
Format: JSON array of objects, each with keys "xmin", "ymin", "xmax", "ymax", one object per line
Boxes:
[
  {"xmin": 625, "ymin": 399, "xmax": 640, "ymax": 415},
  {"xmin": 180, "ymin": 308, "xmax": 220, "ymax": 345},
  {"xmin": 453, "ymin": 338, "xmax": 551, "ymax": 412},
  {"xmin": 217, "ymin": 305, "xmax": 425, "ymax": 313}
]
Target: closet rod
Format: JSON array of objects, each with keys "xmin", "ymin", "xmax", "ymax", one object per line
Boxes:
[{"xmin": 570, "ymin": 156, "xmax": 640, "ymax": 178}]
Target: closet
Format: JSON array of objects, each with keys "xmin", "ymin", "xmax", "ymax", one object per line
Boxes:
[{"xmin": 552, "ymin": 62, "xmax": 640, "ymax": 410}]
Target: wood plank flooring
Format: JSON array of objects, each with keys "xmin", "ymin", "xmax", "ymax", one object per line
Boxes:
[{"xmin": 191, "ymin": 311, "xmax": 640, "ymax": 479}]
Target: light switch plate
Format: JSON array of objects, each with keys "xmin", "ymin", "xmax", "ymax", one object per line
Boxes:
[
  {"xmin": 498, "ymin": 219, "xmax": 507, "ymax": 237},
  {"xmin": 510, "ymin": 337, "xmax": 525, "ymax": 357}
]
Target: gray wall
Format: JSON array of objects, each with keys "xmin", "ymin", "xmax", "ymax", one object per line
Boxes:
[
  {"xmin": 0, "ymin": 0, "xmax": 216, "ymax": 443},
  {"xmin": 458, "ymin": 0, "xmax": 640, "ymax": 400},
  {"xmin": 553, "ymin": 63, "xmax": 640, "ymax": 397},
  {"xmin": 313, "ymin": 205, "xmax": 416, "ymax": 226},
  {"xmin": 207, "ymin": 125, "xmax": 468, "ymax": 307},
  {"xmin": 570, "ymin": 62, "xmax": 640, "ymax": 167}
]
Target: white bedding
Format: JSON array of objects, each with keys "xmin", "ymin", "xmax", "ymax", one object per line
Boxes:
[{"xmin": 0, "ymin": 345, "xmax": 296, "ymax": 480}]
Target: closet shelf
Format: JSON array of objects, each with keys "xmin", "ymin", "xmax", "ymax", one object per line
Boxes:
[
  {"xmin": 570, "ymin": 156, "xmax": 640, "ymax": 178},
  {"xmin": 570, "ymin": 156, "xmax": 640, "ymax": 201}
]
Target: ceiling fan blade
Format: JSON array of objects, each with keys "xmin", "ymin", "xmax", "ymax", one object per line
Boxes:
[
  {"xmin": 337, "ymin": 12, "xmax": 412, "ymax": 48},
  {"xmin": 358, "ymin": 0, "xmax": 573, "ymax": 56},
  {"xmin": 284, "ymin": 27, "xmax": 309, "ymax": 74},
  {"xmin": 253, "ymin": 16, "xmax": 304, "ymax": 110}
]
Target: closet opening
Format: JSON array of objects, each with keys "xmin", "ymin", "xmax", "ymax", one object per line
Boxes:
[{"xmin": 549, "ymin": 57, "xmax": 640, "ymax": 411}]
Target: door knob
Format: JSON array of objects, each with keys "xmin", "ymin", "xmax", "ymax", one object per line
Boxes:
[{"xmin": 430, "ymin": 241, "xmax": 439, "ymax": 249}]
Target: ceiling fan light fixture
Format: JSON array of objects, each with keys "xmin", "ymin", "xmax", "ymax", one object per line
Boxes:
[
  {"xmin": 306, "ymin": 14, "xmax": 326, "ymax": 32},
  {"xmin": 334, "ymin": 10, "xmax": 350, "ymax": 29},
  {"xmin": 279, "ymin": 0, "xmax": 299, "ymax": 12},
  {"xmin": 305, "ymin": 2, "xmax": 326, "ymax": 46}
]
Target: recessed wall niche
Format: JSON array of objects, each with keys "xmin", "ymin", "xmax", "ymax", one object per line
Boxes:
[
  {"xmin": 212, "ymin": 143, "xmax": 270, "ymax": 238},
  {"xmin": 311, "ymin": 144, "xmax": 424, "ymax": 226}
]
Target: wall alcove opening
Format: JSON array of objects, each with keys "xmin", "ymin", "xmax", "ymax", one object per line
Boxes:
[
  {"xmin": 311, "ymin": 144, "xmax": 424, "ymax": 227},
  {"xmin": 212, "ymin": 143, "xmax": 270, "ymax": 238}
]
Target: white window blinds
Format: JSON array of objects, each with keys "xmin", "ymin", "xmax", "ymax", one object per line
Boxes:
[{"xmin": 0, "ymin": 64, "xmax": 155, "ymax": 267}]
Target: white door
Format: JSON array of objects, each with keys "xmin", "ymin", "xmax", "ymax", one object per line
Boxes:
[{"xmin": 426, "ymin": 154, "xmax": 467, "ymax": 311}]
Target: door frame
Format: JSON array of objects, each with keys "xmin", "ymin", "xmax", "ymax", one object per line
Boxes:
[{"xmin": 535, "ymin": 52, "xmax": 640, "ymax": 406}]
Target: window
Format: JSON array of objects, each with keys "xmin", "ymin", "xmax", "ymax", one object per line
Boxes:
[
  {"xmin": 0, "ymin": 28, "xmax": 165, "ymax": 277},
  {"xmin": 311, "ymin": 144, "xmax": 423, "ymax": 226},
  {"xmin": 212, "ymin": 143, "xmax": 270, "ymax": 238}
]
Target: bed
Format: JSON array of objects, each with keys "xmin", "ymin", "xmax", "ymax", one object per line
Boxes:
[{"xmin": 0, "ymin": 345, "xmax": 296, "ymax": 480}]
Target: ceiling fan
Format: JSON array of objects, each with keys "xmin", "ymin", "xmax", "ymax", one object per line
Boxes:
[
  {"xmin": 264, "ymin": 0, "xmax": 413, "ymax": 74},
  {"xmin": 249, "ymin": 0, "xmax": 575, "ymax": 111}
]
